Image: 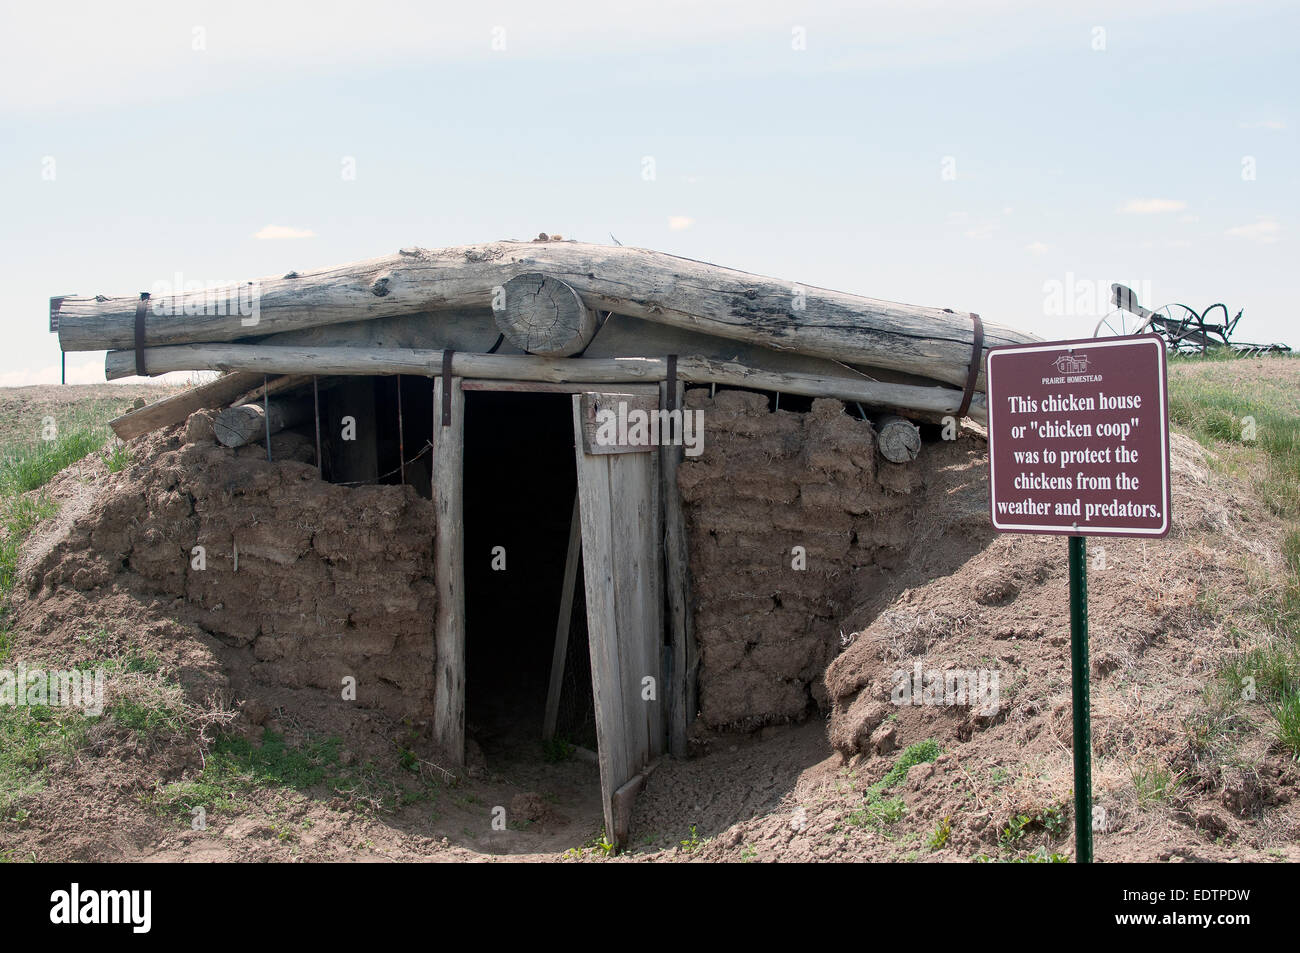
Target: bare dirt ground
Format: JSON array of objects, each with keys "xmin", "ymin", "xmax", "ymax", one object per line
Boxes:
[{"xmin": 1, "ymin": 373, "xmax": 1297, "ymax": 863}]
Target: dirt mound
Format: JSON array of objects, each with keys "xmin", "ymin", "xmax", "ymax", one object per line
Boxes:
[
  {"xmin": 825, "ymin": 434, "xmax": 1280, "ymax": 758},
  {"xmin": 788, "ymin": 432, "xmax": 1300, "ymax": 859},
  {"xmin": 15, "ymin": 421, "xmax": 439, "ymax": 739},
  {"xmin": 6, "ymin": 382, "xmax": 1297, "ymax": 863}
]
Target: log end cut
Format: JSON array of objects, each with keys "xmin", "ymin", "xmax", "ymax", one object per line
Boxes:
[
  {"xmin": 493, "ymin": 273, "xmax": 597, "ymax": 357},
  {"xmin": 876, "ymin": 414, "xmax": 922, "ymax": 464},
  {"xmin": 213, "ymin": 399, "xmax": 309, "ymax": 448}
]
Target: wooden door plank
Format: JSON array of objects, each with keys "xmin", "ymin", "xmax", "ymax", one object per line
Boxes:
[
  {"xmin": 610, "ymin": 758, "xmax": 661, "ymax": 847},
  {"xmin": 572, "ymin": 393, "xmax": 669, "ymax": 847},
  {"xmin": 608, "ymin": 452, "xmax": 652, "ymax": 782},
  {"xmin": 577, "ymin": 392, "xmax": 660, "ymax": 454},
  {"xmin": 571, "ymin": 396, "xmax": 629, "ymax": 843},
  {"xmin": 618, "ymin": 445, "xmax": 663, "ymax": 763}
]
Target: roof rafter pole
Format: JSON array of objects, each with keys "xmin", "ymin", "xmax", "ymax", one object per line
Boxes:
[
  {"xmin": 104, "ymin": 344, "xmax": 988, "ymax": 423},
  {"xmin": 55, "ymin": 241, "xmax": 1034, "ymax": 390}
]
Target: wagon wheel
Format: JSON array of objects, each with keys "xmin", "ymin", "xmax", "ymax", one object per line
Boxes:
[
  {"xmin": 1150, "ymin": 303, "xmax": 1208, "ymax": 354},
  {"xmin": 1093, "ymin": 308, "xmax": 1151, "ymax": 338}
]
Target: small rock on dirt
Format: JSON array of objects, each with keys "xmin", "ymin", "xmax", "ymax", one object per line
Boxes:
[{"xmin": 870, "ymin": 721, "xmax": 897, "ymax": 755}]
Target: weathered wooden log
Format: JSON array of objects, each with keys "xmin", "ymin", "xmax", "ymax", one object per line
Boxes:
[
  {"xmin": 875, "ymin": 414, "xmax": 922, "ymax": 464},
  {"xmin": 109, "ymin": 374, "xmax": 307, "ymax": 440},
  {"xmin": 108, "ymin": 372, "xmax": 255, "ymax": 440},
  {"xmin": 104, "ymin": 343, "xmax": 988, "ymax": 423},
  {"xmin": 56, "ymin": 241, "xmax": 1032, "ymax": 390},
  {"xmin": 212, "ymin": 399, "xmax": 311, "ymax": 448},
  {"xmin": 494, "ymin": 273, "xmax": 597, "ymax": 356}
]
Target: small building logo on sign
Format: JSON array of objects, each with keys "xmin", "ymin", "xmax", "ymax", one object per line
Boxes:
[
  {"xmin": 986, "ymin": 333, "xmax": 1171, "ymax": 538},
  {"xmin": 1053, "ymin": 354, "xmax": 1090, "ymax": 375}
]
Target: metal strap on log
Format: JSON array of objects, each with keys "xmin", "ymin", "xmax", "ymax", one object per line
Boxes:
[
  {"xmin": 134, "ymin": 293, "xmax": 150, "ymax": 377},
  {"xmin": 441, "ymin": 350, "xmax": 454, "ymax": 425},
  {"xmin": 957, "ymin": 312, "xmax": 983, "ymax": 420},
  {"xmin": 666, "ymin": 354, "xmax": 678, "ymax": 411}
]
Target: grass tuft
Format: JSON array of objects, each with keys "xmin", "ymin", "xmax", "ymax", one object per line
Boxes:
[
  {"xmin": 146, "ymin": 729, "xmax": 410, "ymax": 823},
  {"xmin": 1271, "ymin": 690, "xmax": 1300, "ymax": 760},
  {"xmin": 0, "ymin": 705, "xmax": 94, "ymax": 820},
  {"xmin": 864, "ymin": 739, "xmax": 941, "ymax": 802},
  {"xmin": 1131, "ymin": 763, "xmax": 1186, "ymax": 806},
  {"xmin": 0, "ymin": 430, "xmax": 102, "ymax": 497},
  {"xmin": 0, "ymin": 493, "xmax": 57, "ymax": 595},
  {"xmin": 105, "ymin": 442, "xmax": 133, "ymax": 474}
]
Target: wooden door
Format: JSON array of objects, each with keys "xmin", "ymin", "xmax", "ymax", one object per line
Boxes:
[{"xmin": 571, "ymin": 393, "xmax": 665, "ymax": 847}]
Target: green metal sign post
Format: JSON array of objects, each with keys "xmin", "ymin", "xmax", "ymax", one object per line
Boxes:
[
  {"xmin": 986, "ymin": 335, "xmax": 1172, "ymax": 864},
  {"xmin": 1068, "ymin": 535, "xmax": 1092, "ymax": 864}
]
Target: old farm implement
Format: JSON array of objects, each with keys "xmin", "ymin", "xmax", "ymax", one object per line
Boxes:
[{"xmin": 1095, "ymin": 283, "xmax": 1290, "ymax": 356}]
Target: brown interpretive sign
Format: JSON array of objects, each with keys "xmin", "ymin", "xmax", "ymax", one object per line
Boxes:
[{"xmin": 986, "ymin": 333, "xmax": 1171, "ymax": 538}]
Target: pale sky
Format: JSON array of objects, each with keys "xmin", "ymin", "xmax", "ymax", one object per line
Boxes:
[{"xmin": 1, "ymin": 0, "xmax": 1294, "ymax": 385}]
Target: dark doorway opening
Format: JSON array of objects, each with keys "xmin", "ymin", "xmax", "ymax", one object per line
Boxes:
[
  {"xmin": 316, "ymin": 376, "xmax": 437, "ymax": 497},
  {"xmin": 463, "ymin": 391, "xmax": 587, "ymax": 762}
]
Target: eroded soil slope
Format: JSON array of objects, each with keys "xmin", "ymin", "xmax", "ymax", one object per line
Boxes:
[{"xmin": 1, "ymin": 375, "xmax": 1296, "ymax": 862}]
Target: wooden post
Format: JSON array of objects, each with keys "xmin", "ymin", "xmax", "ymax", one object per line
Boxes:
[
  {"xmin": 432, "ymin": 376, "xmax": 466, "ymax": 765},
  {"xmin": 542, "ymin": 493, "xmax": 582, "ymax": 741},
  {"xmin": 102, "ymin": 344, "xmax": 990, "ymax": 424},
  {"xmin": 660, "ymin": 380, "xmax": 693, "ymax": 757}
]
